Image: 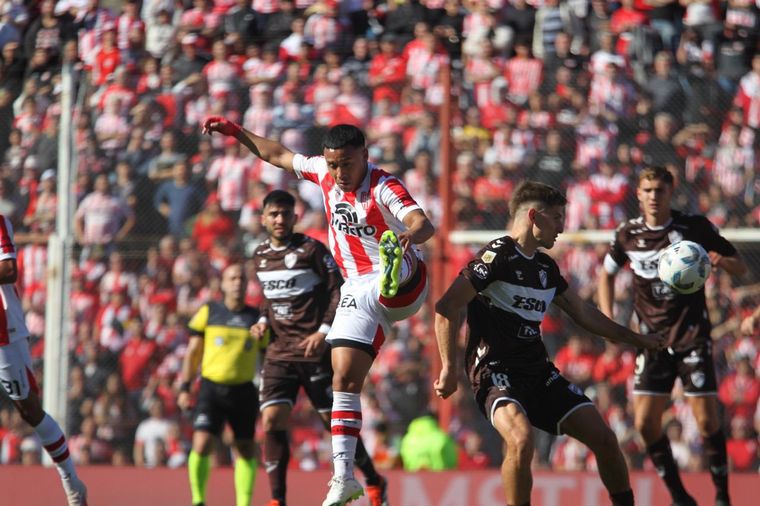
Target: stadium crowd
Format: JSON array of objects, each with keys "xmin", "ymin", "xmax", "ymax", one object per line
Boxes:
[{"xmin": 0, "ymin": 0, "xmax": 759, "ymax": 475}]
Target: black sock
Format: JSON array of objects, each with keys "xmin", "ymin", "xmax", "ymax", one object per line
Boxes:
[
  {"xmin": 703, "ymin": 430, "xmax": 730, "ymax": 501},
  {"xmin": 646, "ymin": 435, "xmax": 692, "ymax": 502},
  {"xmin": 354, "ymin": 438, "xmax": 380, "ymax": 485},
  {"xmin": 610, "ymin": 489, "xmax": 634, "ymax": 506},
  {"xmin": 264, "ymin": 430, "xmax": 290, "ymax": 501}
]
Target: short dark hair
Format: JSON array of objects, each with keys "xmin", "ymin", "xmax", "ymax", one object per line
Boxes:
[
  {"xmin": 639, "ymin": 166, "xmax": 674, "ymax": 187},
  {"xmin": 262, "ymin": 189, "xmax": 296, "ymax": 209},
  {"xmin": 323, "ymin": 124, "xmax": 366, "ymax": 150},
  {"xmin": 509, "ymin": 180, "xmax": 567, "ymax": 217}
]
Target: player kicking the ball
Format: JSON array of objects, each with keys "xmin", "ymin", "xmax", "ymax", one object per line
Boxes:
[
  {"xmin": 203, "ymin": 118, "xmax": 433, "ymax": 506},
  {"xmin": 598, "ymin": 166, "xmax": 746, "ymax": 506}
]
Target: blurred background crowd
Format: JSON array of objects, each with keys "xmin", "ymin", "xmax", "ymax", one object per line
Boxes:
[{"xmin": 0, "ymin": 0, "xmax": 760, "ymax": 475}]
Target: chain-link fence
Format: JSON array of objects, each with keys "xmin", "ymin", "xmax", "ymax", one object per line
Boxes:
[{"xmin": 1, "ymin": 0, "xmax": 759, "ymax": 474}]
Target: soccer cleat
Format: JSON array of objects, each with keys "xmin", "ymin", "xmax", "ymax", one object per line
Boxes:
[
  {"xmin": 366, "ymin": 475, "xmax": 389, "ymax": 506},
  {"xmin": 322, "ymin": 476, "xmax": 364, "ymax": 506},
  {"xmin": 378, "ymin": 230, "xmax": 402, "ymax": 298},
  {"xmin": 63, "ymin": 476, "xmax": 88, "ymax": 506},
  {"xmin": 265, "ymin": 500, "xmax": 285, "ymax": 506}
]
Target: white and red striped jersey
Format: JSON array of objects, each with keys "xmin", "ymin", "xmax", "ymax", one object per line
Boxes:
[
  {"xmin": 293, "ymin": 155, "xmax": 422, "ymax": 279},
  {"xmin": 100, "ymin": 270, "xmax": 139, "ymax": 304},
  {"xmin": 735, "ymin": 71, "xmax": 760, "ymax": 128},
  {"xmin": 203, "ymin": 60, "xmax": 241, "ymax": 96},
  {"xmin": 713, "ymin": 145, "xmax": 754, "ymax": 197},
  {"xmin": 504, "ymin": 58, "xmax": 542, "ymax": 103},
  {"xmin": 96, "ymin": 302, "xmax": 135, "ymax": 352},
  {"xmin": 74, "ymin": 192, "xmax": 134, "ymax": 245},
  {"xmin": 465, "ymin": 56, "xmax": 504, "ymax": 108},
  {"xmin": 0, "ymin": 216, "xmax": 30, "ymax": 345},
  {"xmin": 206, "ymin": 155, "xmax": 250, "ymax": 212},
  {"xmin": 116, "ymin": 14, "xmax": 144, "ymax": 51},
  {"xmin": 304, "ymin": 14, "xmax": 341, "ymax": 51},
  {"xmin": 17, "ymin": 243, "xmax": 47, "ymax": 296}
]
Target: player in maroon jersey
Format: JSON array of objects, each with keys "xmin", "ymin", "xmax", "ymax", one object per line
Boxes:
[
  {"xmin": 434, "ymin": 181, "xmax": 665, "ymax": 506},
  {"xmin": 599, "ymin": 166, "xmax": 747, "ymax": 506}
]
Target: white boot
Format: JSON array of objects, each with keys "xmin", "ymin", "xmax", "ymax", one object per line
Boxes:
[
  {"xmin": 322, "ymin": 476, "xmax": 364, "ymax": 506},
  {"xmin": 62, "ymin": 475, "xmax": 88, "ymax": 506}
]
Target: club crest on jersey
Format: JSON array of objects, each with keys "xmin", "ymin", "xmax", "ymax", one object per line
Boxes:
[
  {"xmin": 358, "ymin": 191, "xmax": 371, "ymax": 210},
  {"xmin": 284, "ymin": 252, "xmax": 298, "ymax": 269},
  {"xmin": 691, "ymin": 371, "xmax": 705, "ymax": 389},
  {"xmin": 539, "ymin": 270, "xmax": 547, "ymax": 288},
  {"xmin": 331, "ymin": 202, "xmax": 377, "ymax": 237},
  {"xmin": 668, "ymin": 230, "xmax": 683, "ymax": 244}
]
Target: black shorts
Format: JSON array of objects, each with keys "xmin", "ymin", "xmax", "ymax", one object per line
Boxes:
[
  {"xmin": 259, "ymin": 352, "xmax": 333, "ymax": 413},
  {"xmin": 193, "ymin": 378, "xmax": 259, "ymax": 439},
  {"xmin": 633, "ymin": 341, "xmax": 717, "ymax": 396},
  {"xmin": 471, "ymin": 362, "xmax": 593, "ymax": 435}
]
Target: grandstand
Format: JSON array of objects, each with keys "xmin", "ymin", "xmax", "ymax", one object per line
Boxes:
[{"xmin": 1, "ymin": 0, "xmax": 760, "ymax": 504}]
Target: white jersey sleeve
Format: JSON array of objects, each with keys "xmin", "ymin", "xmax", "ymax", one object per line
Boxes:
[
  {"xmin": 375, "ymin": 173, "xmax": 421, "ymax": 223},
  {"xmin": 292, "ymin": 154, "xmax": 328, "ymax": 185}
]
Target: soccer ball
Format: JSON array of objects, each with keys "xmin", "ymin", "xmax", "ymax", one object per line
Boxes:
[{"xmin": 657, "ymin": 240, "xmax": 711, "ymax": 294}]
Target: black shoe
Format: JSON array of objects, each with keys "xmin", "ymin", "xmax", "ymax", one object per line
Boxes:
[{"xmin": 670, "ymin": 498, "xmax": 697, "ymax": 506}]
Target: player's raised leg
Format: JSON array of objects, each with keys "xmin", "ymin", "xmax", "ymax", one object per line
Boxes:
[
  {"xmin": 378, "ymin": 230, "xmax": 403, "ymax": 298},
  {"xmin": 634, "ymin": 394, "xmax": 696, "ymax": 506},
  {"xmin": 560, "ymin": 405, "xmax": 635, "ymax": 506}
]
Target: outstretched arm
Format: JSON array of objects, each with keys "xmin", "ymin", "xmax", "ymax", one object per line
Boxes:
[
  {"xmin": 553, "ymin": 288, "xmax": 665, "ymax": 350},
  {"xmin": 434, "ymin": 276, "xmax": 477, "ymax": 399},
  {"xmin": 202, "ymin": 116, "xmax": 296, "ymax": 172}
]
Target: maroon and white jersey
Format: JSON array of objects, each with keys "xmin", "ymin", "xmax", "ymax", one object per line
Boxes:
[
  {"xmin": 254, "ymin": 234, "xmax": 341, "ymax": 362},
  {"xmin": 293, "ymin": 155, "xmax": 422, "ymax": 280},
  {"xmin": 461, "ymin": 236, "xmax": 568, "ymax": 374},
  {"xmin": 603, "ymin": 211, "xmax": 737, "ymax": 351},
  {"xmin": 0, "ymin": 216, "xmax": 30, "ymax": 346}
]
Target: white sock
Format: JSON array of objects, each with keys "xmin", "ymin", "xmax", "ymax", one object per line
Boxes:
[
  {"xmin": 34, "ymin": 413, "xmax": 76, "ymax": 479},
  {"xmin": 330, "ymin": 392, "xmax": 362, "ymax": 479}
]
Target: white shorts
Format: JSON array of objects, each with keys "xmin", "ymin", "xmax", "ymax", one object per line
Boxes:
[
  {"xmin": 327, "ymin": 261, "xmax": 428, "ymax": 357},
  {"xmin": 0, "ymin": 339, "xmax": 38, "ymax": 400}
]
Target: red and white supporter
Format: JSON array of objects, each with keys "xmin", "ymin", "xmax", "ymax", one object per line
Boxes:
[{"xmin": 206, "ymin": 140, "xmax": 251, "ymax": 213}]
